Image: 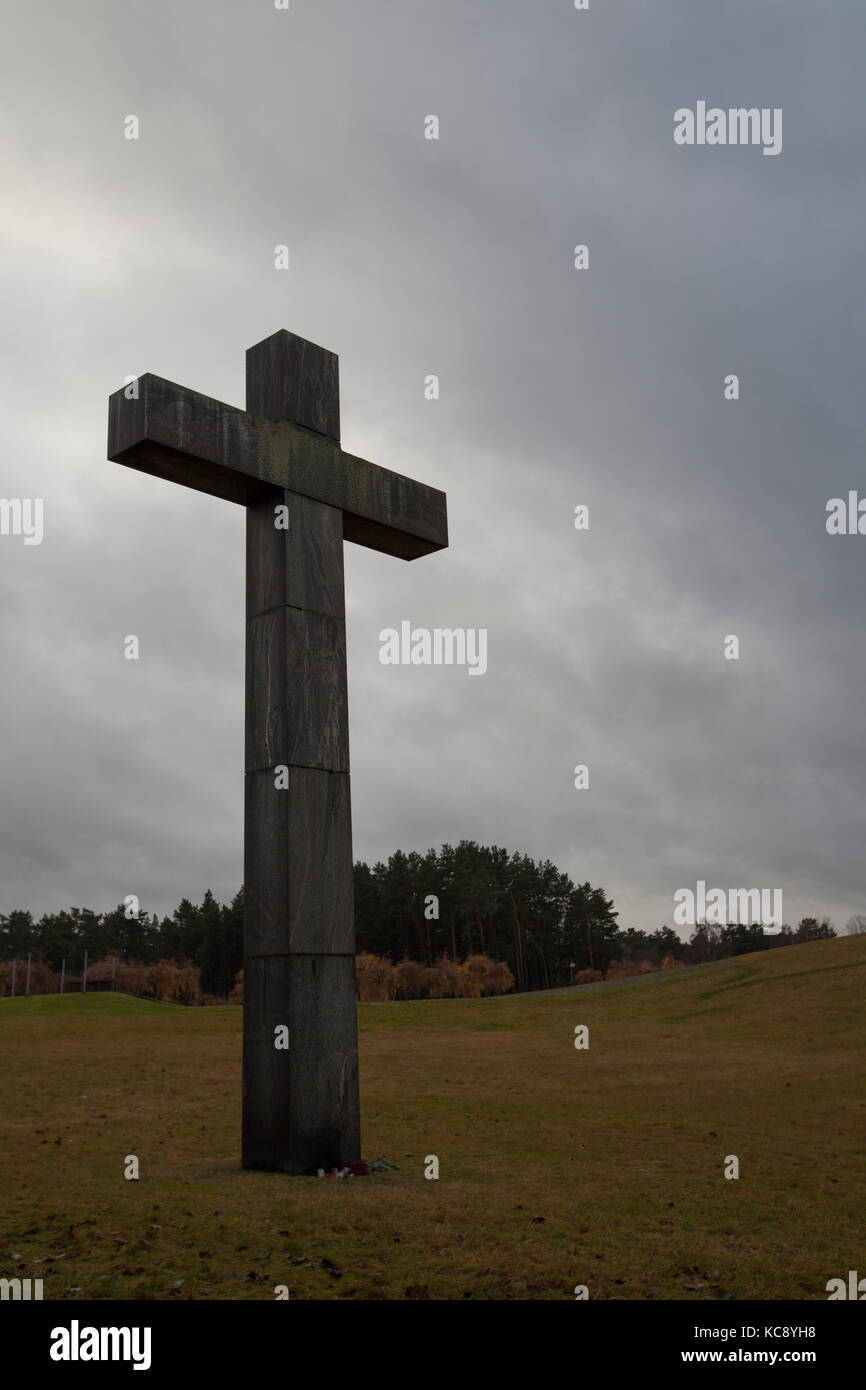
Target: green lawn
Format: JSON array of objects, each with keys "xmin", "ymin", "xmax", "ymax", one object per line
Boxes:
[{"xmin": 1, "ymin": 935, "xmax": 864, "ymax": 1300}]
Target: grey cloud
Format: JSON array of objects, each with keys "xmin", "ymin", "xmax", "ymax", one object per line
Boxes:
[{"xmin": 0, "ymin": 0, "xmax": 864, "ymax": 936}]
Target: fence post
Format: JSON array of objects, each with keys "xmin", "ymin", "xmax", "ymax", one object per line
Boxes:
[
  {"xmin": 112, "ymin": 955, "xmax": 117, "ymax": 990},
  {"xmin": 11, "ymin": 959, "xmax": 16, "ymax": 998},
  {"xmin": 60, "ymin": 958, "xmax": 65, "ymax": 995},
  {"xmin": 82, "ymin": 949, "xmax": 88, "ymax": 994},
  {"xmin": 25, "ymin": 952, "xmax": 31, "ymax": 996}
]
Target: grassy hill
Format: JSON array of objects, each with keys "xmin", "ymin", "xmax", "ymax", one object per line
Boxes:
[{"xmin": 1, "ymin": 935, "xmax": 864, "ymax": 1300}]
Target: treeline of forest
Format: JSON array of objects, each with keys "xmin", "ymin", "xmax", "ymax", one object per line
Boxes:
[
  {"xmin": 0, "ymin": 953, "xmax": 518, "ymax": 1006},
  {"xmin": 0, "ymin": 840, "xmax": 840, "ymax": 1001}
]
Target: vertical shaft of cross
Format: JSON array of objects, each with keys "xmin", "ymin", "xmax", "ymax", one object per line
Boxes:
[{"xmin": 242, "ymin": 332, "xmax": 361, "ymax": 1173}]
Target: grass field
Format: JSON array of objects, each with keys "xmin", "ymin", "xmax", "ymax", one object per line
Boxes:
[{"xmin": 1, "ymin": 935, "xmax": 864, "ymax": 1300}]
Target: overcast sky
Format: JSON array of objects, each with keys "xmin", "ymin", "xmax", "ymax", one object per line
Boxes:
[{"xmin": 1, "ymin": 1, "xmax": 864, "ymax": 936}]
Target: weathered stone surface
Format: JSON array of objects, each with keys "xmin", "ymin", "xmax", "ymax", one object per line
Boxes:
[
  {"xmin": 244, "ymin": 765, "xmax": 354, "ymax": 957},
  {"xmin": 242, "ymin": 954, "xmax": 360, "ymax": 1173},
  {"xmin": 246, "ymin": 492, "xmax": 345, "ymax": 621},
  {"xmin": 107, "ymin": 330, "xmax": 447, "ymax": 1176},
  {"xmin": 108, "ymin": 375, "xmax": 448, "ymax": 558},
  {"xmin": 245, "ymin": 605, "xmax": 349, "ymax": 773},
  {"xmin": 246, "ymin": 329, "xmax": 340, "ymax": 441},
  {"xmin": 242, "ymin": 339, "xmax": 359, "ymax": 1173}
]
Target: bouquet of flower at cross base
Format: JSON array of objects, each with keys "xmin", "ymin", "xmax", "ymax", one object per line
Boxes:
[{"xmin": 317, "ymin": 1154, "xmax": 401, "ymax": 1178}]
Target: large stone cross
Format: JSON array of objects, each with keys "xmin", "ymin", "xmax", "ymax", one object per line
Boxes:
[{"xmin": 107, "ymin": 330, "xmax": 448, "ymax": 1173}]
